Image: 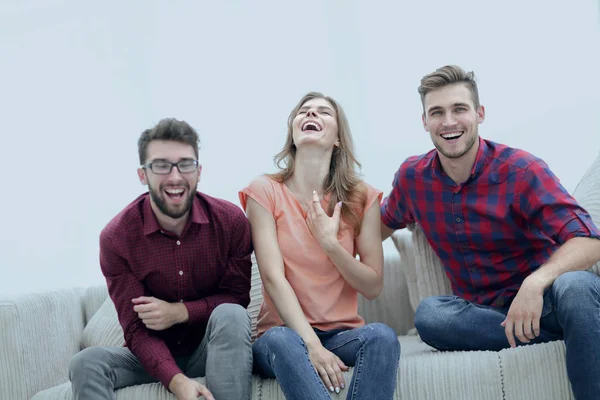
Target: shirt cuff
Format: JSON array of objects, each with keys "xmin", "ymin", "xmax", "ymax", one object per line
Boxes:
[
  {"xmin": 380, "ymin": 203, "xmax": 404, "ymax": 230},
  {"xmin": 558, "ymin": 210, "xmax": 600, "ymax": 243},
  {"xmin": 156, "ymin": 359, "xmax": 184, "ymax": 390},
  {"xmin": 184, "ymin": 298, "xmax": 209, "ymax": 325}
]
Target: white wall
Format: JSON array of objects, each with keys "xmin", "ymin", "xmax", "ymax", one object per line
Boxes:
[{"xmin": 1, "ymin": 0, "xmax": 599, "ymax": 296}]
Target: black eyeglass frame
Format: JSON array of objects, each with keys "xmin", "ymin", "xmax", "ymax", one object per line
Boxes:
[{"xmin": 141, "ymin": 159, "xmax": 200, "ymax": 175}]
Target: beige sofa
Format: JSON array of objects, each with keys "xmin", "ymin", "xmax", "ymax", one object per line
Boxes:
[{"xmin": 2, "ymin": 151, "xmax": 598, "ymax": 400}]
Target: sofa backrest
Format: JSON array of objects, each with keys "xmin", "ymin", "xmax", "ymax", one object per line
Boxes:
[{"xmin": 572, "ymin": 150, "xmax": 600, "ymax": 275}]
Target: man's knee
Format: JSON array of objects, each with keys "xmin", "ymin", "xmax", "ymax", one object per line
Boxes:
[
  {"xmin": 209, "ymin": 303, "xmax": 251, "ymax": 339},
  {"xmin": 553, "ymin": 271, "xmax": 600, "ymax": 306},
  {"xmin": 69, "ymin": 347, "xmax": 110, "ymax": 382},
  {"xmin": 415, "ymin": 296, "xmax": 450, "ymax": 330}
]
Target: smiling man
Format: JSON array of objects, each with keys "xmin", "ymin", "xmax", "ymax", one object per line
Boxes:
[
  {"xmin": 68, "ymin": 118, "xmax": 253, "ymax": 400},
  {"xmin": 380, "ymin": 65, "xmax": 600, "ymax": 399}
]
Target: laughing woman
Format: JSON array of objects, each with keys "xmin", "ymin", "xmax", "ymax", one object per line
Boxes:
[{"xmin": 239, "ymin": 92, "xmax": 400, "ymax": 400}]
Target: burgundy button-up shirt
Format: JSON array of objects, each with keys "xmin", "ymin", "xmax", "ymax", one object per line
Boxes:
[{"xmin": 100, "ymin": 192, "xmax": 252, "ymax": 388}]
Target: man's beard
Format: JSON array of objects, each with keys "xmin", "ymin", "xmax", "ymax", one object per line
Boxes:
[
  {"xmin": 148, "ymin": 182, "xmax": 197, "ymax": 219},
  {"xmin": 435, "ymin": 128, "xmax": 478, "ymax": 159}
]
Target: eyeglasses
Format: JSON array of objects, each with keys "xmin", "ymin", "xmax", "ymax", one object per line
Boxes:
[{"xmin": 142, "ymin": 160, "xmax": 199, "ymax": 175}]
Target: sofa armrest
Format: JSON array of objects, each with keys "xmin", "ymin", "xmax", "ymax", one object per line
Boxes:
[
  {"xmin": 0, "ymin": 288, "xmax": 86, "ymax": 400},
  {"xmin": 358, "ymin": 244, "xmax": 415, "ymax": 335}
]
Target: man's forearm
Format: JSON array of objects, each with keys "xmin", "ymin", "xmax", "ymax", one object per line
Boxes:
[{"xmin": 526, "ymin": 237, "xmax": 600, "ymax": 290}]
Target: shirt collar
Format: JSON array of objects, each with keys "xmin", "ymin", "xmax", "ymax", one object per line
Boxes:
[
  {"xmin": 430, "ymin": 136, "xmax": 489, "ymax": 181},
  {"xmin": 469, "ymin": 137, "xmax": 489, "ymax": 179},
  {"xmin": 142, "ymin": 192, "xmax": 208, "ymax": 236}
]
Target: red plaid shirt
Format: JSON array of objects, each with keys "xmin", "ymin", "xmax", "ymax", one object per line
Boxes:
[
  {"xmin": 382, "ymin": 137, "xmax": 600, "ymax": 308},
  {"xmin": 100, "ymin": 192, "xmax": 252, "ymax": 388}
]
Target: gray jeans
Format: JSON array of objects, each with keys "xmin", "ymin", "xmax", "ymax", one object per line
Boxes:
[{"xmin": 68, "ymin": 303, "xmax": 253, "ymax": 400}]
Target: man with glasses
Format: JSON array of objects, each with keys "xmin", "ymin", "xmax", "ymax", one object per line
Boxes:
[{"xmin": 69, "ymin": 118, "xmax": 253, "ymax": 400}]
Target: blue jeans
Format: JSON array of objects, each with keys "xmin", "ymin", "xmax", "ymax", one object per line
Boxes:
[
  {"xmin": 253, "ymin": 323, "xmax": 400, "ymax": 400},
  {"xmin": 414, "ymin": 270, "xmax": 600, "ymax": 400}
]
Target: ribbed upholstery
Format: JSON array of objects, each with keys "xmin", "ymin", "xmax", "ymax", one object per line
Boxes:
[
  {"xmin": 0, "ymin": 289, "xmax": 85, "ymax": 400},
  {"xmin": 82, "ymin": 285, "xmax": 109, "ymax": 324},
  {"xmin": 572, "ymin": 150, "xmax": 600, "ymax": 275},
  {"xmin": 500, "ymin": 341, "xmax": 574, "ymax": 400},
  {"xmin": 403, "ymin": 223, "xmax": 453, "ymax": 308},
  {"xmin": 390, "ymin": 229, "xmax": 420, "ymax": 312},
  {"xmin": 357, "ymin": 247, "xmax": 415, "ymax": 336},
  {"xmin": 398, "ymin": 342, "xmax": 503, "ymax": 400},
  {"xmin": 248, "ymin": 253, "xmax": 263, "ymax": 341},
  {"xmin": 81, "ymin": 295, "xmax": 125, "ymax": 348}
]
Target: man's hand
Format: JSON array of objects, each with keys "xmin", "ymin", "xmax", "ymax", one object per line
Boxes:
[
  {"xmin": 307, "ymin": 341, "xmax": 348, "ymax": 394},
  {"xmin": 169, "ymin": 374, "xmax": 214, "ymax": 400},
  {"xmin": 500, "ymin": 277, "xmax": 545, "ymax": 347},
  {"xmin": 132, "ymin": 296, "xmax": 188, "ymax": 331},
  {"xmin": 306, "ymin": 191, "xmax": 342, "ymax": 252}
]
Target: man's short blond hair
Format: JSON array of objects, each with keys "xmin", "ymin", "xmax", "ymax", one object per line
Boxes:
[{"xmin": 418, "ymin": 65, "xmax": 480, "ymax": 112}]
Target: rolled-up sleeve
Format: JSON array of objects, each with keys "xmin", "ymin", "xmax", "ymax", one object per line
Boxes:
[
  {"xmin": 381, "ymin": 165, "xmax": 414, "ymax": 230},
  {"xmin": 517, "ymin": 160, "xmax": 600, "ymax": 244}
]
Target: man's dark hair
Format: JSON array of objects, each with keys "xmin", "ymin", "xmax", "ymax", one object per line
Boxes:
[{"xmin": 138, "ymin": 118, "xmax": 200, "ymax": 164}]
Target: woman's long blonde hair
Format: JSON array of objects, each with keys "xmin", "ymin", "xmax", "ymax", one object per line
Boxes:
[{"xmin": 269, "ymin": 92, "xmax": 367, "ymax": 234}]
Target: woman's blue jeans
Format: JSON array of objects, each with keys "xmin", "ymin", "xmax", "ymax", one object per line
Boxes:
[{"xmin": 253, "ymin": 322, "xmax": 400, "ymax": 400}]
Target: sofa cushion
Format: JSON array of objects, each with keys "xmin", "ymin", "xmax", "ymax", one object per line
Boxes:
[
  {"xmin": 499, "ymin": 340, "xmax": 573, "ymax": 400},
  {"xmin": 572, "ymin": 150, "xmax": 600, "ymax": 276},
  {"xmin": 81, "ymin": 296, "xmax": 125, "ymax": 348},
  {"xmin": 248, "ymin": 254, "xmax": 263, "ymax": 341},
  {"xmin": 392, "ymin": 224, "xmax": 452, "ymax": 312},
  {"xmin": 390, "ymin": 230, "xmax": 420, "ymax": 313}
]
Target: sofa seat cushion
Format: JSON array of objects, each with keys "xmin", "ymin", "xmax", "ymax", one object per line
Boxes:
[
  {"xmin": 32, "ymin": 376, "xmax": 263, "ymax": 399},
  {"xmin": 499, "ymin": 340, "xmax": 572, "ymax": 400},
  {"xmin": 33, "ymin": 336, "xmax": 573, "ymax": 400}
]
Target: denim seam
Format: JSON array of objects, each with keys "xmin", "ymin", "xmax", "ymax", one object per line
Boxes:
[
  {"xmin": 350, "ymin": 346, "xmax": 364, "ymax": 400},
  {"xmin": 299, "ymin": 340, "xmax": 334, "ymax": 397}
]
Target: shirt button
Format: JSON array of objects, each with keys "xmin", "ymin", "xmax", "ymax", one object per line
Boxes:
[
  {"xmin": 179, "ymin": 299, "xmax": 184, "ymax": 302},
  {"xmin": 456, "ymin": 217, "xmax": 461, "ymax": 222},
  {"xmin": 479, "ymin": 291, "xmax": 485, "ymax": 295},
  {"xmin": 179, "ymin": 270, "xmax": 183, "ymax": 276},
  {"xmin": 177, "ymin": 340, "xmax": 181, "ymax": 345},
  {"xmin": 176, "ymin": 240, "xmax": 181, "ymax": 245},
  {"xmin": 471, "ymin": 268, "xmax": 476, "ymax": 272}
]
